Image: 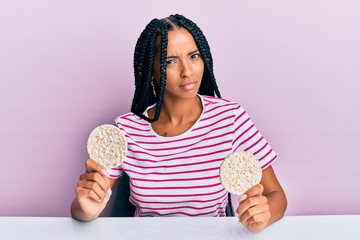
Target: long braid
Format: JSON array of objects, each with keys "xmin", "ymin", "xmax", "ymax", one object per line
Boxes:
[
  {"xmin": 133, "ymin": 20, "xmax": 153, "ymax": 98},
  {"xmin": 131, "ymin": 19, "xmax": 159, "ymax": 121},
  {"xmin": 152, "ymin": 24, "xmax": 168, "ymax": 122}
]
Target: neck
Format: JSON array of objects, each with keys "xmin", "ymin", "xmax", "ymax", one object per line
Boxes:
[{"xmin": 158, "ymin": 94, "xmax": 202, "ymax": 125}]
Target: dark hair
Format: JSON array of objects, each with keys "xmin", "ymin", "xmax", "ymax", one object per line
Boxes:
[{"xmin": 131, "ymin": 14, "xmax": 221, "ymax": 122}]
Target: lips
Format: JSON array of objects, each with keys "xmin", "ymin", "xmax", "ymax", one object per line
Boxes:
[{"xmin": 179, "ymin": 81, "xmax": 197, "ymax": 91}]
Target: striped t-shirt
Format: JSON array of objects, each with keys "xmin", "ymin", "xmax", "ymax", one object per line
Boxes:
[{"xmin": 109, "ymin": 95, "xmax": 277, "ymax": 217}]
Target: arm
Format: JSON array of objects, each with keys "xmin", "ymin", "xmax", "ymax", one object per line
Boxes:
[
  {"xmin": 71, "ymin": 159, "xmax": 117, "ymax": 221},
  {"xmin": 236, "ymin": 165, "xmax": 287, "ymax": 233}
]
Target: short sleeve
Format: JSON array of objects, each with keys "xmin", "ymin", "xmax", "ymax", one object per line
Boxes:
[
  {"xmin": 232, "ymin": 105, "xmax": 278, "ymax": 169},
  {"xmin": 107, "ymin": 166, "xmax": 124, "ymax": 179},
  {"xmin": 104, "ymin": 116, "xmax": 126, "ymax": 179}
]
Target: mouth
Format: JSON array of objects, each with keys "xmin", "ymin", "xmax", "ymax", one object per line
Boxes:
[{"xmin": 179, "ymin": 81, "xmax": 197, "ymax": 91}]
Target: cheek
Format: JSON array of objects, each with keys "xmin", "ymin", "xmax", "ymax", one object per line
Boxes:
[
  {"xmin": 165, "ymin": 69, "xmax": 177, "ymax": 82},
  {"xmin": 196, "ymin": 62, "xmax": 205, "ymax": 76}
]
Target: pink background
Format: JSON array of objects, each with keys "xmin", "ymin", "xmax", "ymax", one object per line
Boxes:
[{"xmin": 1, "ymin": 0, "xmax": 359, "ymax": 217}]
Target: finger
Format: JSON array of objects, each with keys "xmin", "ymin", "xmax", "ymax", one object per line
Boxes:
[
  {"xmin": 85, "ymin": 159, "xmax": 111, "ymax": 178},
  {"xmin": 76, "ymin": 187, "xmax": 102, "ymax": 203},
  {"xmin": 238, "ymin": 194, "xmax": 247, "ymax": 203},
  {"xmin": 77, "ymin": 180, "xmax": 108, "ymax": 202},
  {"xmin": 244, "ymin": 184, "xmax": 264, "ymax": 197},
  {"xmin": 246, "ymin": 209, "xmax": 271, "ymax": 225},
  {"xmin": 236, "ymin": 195, "xmax": 267, "ymax": 217},
  {"xmin": 79, "ymin": 172, "xmax": 111, "ymax": 196},
  {"xmin": 239, "ymin": 203, "xmax": 269, "ymax": 224}
]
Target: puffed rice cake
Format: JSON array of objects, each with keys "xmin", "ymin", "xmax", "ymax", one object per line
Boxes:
[
  {"xmin": 219, "ymin": 151, "xmax": 262, "ymax": 195},
  {"xmin": 87, "ymin": 124, "xmax": 127, "ymax": 169}
]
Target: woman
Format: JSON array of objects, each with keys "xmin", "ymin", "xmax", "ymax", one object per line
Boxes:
[{"xmin": 71, "ymin": 14, "xmax": 287, "ymax": 234}]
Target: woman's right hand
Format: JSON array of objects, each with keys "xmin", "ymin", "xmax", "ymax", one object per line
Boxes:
[{"xmin": 72, "ymin": 159, "xmax": 114, "ymax": 220}]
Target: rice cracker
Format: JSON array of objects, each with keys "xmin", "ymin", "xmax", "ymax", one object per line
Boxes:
[
  {"xmin": 219, "ymin": 151, "xmax": 262, "ymax": 195},
  {"xmin": 87, "ymin": 124, "xmax": 127, "ymax": 169}
]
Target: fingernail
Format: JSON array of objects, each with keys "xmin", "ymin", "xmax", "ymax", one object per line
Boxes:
[
  {"xmin": 107, "ymin": 189, "xmax": 112, "ymax": 196},
  {"xmin": 239, "ymin": 194, "xmax": 247, "ymax": 202},
  {"xmin": 104, "ymin": 196, "xmax": 110, "ymax": 203},
  {"xmin": 101, "ymin": 169, "xmax": 111, "ymax": 177}
]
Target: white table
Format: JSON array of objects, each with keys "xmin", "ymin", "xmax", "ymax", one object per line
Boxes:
[{"xmin": 0, "ymin": 215, "xmax": 358, "ymax": 239}]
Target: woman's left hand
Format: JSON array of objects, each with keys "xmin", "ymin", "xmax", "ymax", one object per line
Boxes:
[{"xmin": 236, "ymin": 184, "xmax": 271, "ymax": 233}]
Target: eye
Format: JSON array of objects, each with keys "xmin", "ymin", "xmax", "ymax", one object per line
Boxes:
[
  {"xmin": 166, "ymin": 59, "xmax": 177, "ymax": 65},
  {"xmin": 190, "ymin": 53, "xmax": 201, "ymax": 60}
]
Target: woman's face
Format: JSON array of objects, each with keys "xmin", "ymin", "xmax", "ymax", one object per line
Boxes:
[{"xmin": 153, "ymin": 27, "xmax": 204, "ymax": 100}]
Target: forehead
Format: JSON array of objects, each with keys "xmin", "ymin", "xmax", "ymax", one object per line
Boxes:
[{"xmin": 166, "ymin": 28, "xmax": 198, "ymax": 52}]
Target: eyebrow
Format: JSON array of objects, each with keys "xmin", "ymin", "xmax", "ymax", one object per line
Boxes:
[{"xmin": 166, "ymin": 50, "xmax": 200, "ymax": 59}]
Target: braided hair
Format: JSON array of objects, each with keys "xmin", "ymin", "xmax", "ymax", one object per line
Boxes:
[{"xmin": 131, "ymin": 14, "xmax": 221, "ymax": 122}]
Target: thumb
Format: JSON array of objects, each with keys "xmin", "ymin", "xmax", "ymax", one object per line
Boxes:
[{"xmin": 85, "ymin": 159, "xmax": 111, "ymax": 178}]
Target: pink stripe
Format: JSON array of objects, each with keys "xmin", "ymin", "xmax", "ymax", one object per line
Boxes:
[
  {"xmin": 109, "ymin": 174, "xmax": 121, "ymax": 178},
  {"xmin": 138, "ymin": 197, "xmax": 228, "ymax": 211},
  {"xmin": 202, "ymin": 97, "xmax": 218, "ymax": 105},
  {"xmin": 204, "ymin": 95, "xmax": 230, "ymax": 102},
  {"xmin": 201, "ymin": 107, "xmax": 239, "ymax": 121},
  {"xmin": 128, "ymin": 142, "xmax": 231, "ymax": 158},
  {"xmin": 125, "ymin": 158, "xmax": 224, "ymax": 169},
  {"xmin": 233, "ymin": 124, "xmax": 255, "ymax": 145},
  {"xmin": 130, "ymin": 188, "xmax": 224, "ymax": 198},
  {"xmin": 134, "ymin": 124, "xmax": 233, "ymax": 145},
  {"xmin": 127, "ymin": 132, "xmax": 232, "ymax": 151},
  {"xmin": 131, "ymin": 175, "xmax": 219, "ymax": 182},
  {"xmin": 202, "ymin": 97, "xmax": 213, "ymax": 103},
  {"xmin": 130, "ymin": 191, "xmax": 227, "ymax": 204},
  {"xmin": 130, "ymin": 182, "xmax": 222, "ymax": 190},
  {"xmin": 192, "ymin": 115, "xmax": 235, "ymax": 131},
  {"xmin": 239, "ymin": 130, "xmax": 259, "ymax": 147},
  {"xmin": 119, "ymin": 128, "xmax": 155, "ymax": 138},
  {"xmin": 204, "ymin": 101, "xmax": 216, "ymax": 106},
  {"xmin": 121, "ymin": 123, "xmax": 150, "ymax": 132},
  {"xmin": 126, "ymin": 132, "xmax": 156, "ymax": 138},
  {"xmin": 124, "ymin": 166, "xmax": 219, "ymax": 176},
  {"xmin": 111, "ymin": 167, "xmax": 122, "ymax": 171},
  {"xmin": 204, "ymin": 103, "xmax": 239, "ymax": 114},
  {"xmin": 126, "ymin": 148, "xmax": 231, "ymax": 163},
  {"xmin": 233, "ymin": 117, "xmax": 250, "ymax": 135},
  {"xmin": 259, "ymin": 148, "xmax": 273, "ymax": 161},
  {"xmin": 137, "ymin": 208, "xmax": 222, "ymax": 217},
  {"xmin": 118, "ymin": 117, "xmax": 148, "ymax": 127},
  {"xmin": 189, "ymin": 139, "xmax": 231, "ymax": 151},
  {"xmin": 261, "ymin": 155, "xmax": 277, "ymax": 169},
  {"xmin": 253, "ymin": 142, "xmax": 268, "ymax": 155},
  {"xmin": 244, "ymin": 136, "xmax": 264, "ymax": 151},
  {"xmin": 234, "ymin": 110, "xmax": 246, "ymax": 123},
  {"xmin": 120, "ymin": 112, "xmax": 136, "ymax": 118}
]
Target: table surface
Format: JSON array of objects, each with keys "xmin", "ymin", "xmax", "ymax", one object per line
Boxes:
[{"xmin": 0, "ymin": 215, "xmax": 359, "ymax": 240}]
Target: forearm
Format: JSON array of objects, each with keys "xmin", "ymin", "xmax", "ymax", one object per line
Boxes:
[
  {"xmin": 265, "ymin": 188, "xmax": 287, "ymax": 226},
  {"xmin": 71, "ymin": 198, "xmax": 100, "ymax": 222}
]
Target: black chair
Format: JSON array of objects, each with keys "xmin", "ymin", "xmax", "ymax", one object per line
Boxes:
[
  {"xmin": 111, "ymin": 172, "xmax": 136, "ymax": 217},
  {"xmin": 111, "ymin": 172, "xmax": 234, "ymax": 217}
]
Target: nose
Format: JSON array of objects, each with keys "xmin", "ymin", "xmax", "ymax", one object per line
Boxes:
[{"xmin": 180, "ymin": 60, "xmax": 192, "ymax": 78}]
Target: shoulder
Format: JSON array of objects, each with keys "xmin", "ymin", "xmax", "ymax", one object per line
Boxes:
[
  {"xmin": 200, "ymin": 95, "xmax": 243, "ymax": 116},
  {"xmin": 115, "ymin": 112, "xmax": 137, "ymax": 124},
  {"xmin": 115, "ymin": 112, "xmax": 149, "ymax": 130}
]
